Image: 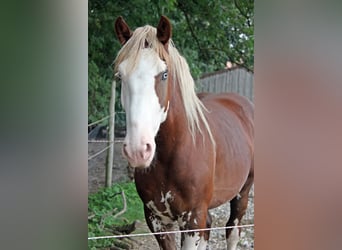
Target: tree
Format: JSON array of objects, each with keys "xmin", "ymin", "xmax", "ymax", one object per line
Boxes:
[{"xmin": 88, "ymin": 0, "xmax": 254, "ymax": 125}]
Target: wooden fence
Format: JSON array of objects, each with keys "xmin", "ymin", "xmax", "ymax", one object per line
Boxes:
[{"xmin": 196, "ymin": 67, "xmax": 254, "ymax": 102}]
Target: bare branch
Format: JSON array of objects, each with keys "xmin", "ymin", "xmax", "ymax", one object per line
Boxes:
[
  {"xmin": 99, "ymin": 207, "xmax": 118, "ymax": 230},
  {"xmin": 113, "ymin": 190, "xmax": 127, "ymax": 218}
]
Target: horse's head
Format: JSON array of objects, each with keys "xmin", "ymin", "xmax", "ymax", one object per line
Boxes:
[{"xmin": 114, "ymin": 16, "xmax": 172, "ymax": 168}]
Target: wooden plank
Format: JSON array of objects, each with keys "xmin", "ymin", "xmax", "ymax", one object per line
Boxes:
[{"xmin": 196, "ymin": 67, "xmax": 254, "ymax": 102}]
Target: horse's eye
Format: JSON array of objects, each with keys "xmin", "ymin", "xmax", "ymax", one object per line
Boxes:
[{"xmin": 161, "ymin": 71, "xmax": 168, "ymax": 81}]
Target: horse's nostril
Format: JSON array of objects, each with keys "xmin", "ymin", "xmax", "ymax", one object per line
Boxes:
[
  {"xmin": 140, "ymin": 143, "xmax": 152, "ymax": 160},
  {"xmin": 146, "ymin": 143, "xmax": 152, "ymax": 153}
]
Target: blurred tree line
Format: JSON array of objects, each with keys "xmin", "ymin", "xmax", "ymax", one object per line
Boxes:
[{"xmin": 88, "ymin": 0, "xmax": 254, "ymax": 126}]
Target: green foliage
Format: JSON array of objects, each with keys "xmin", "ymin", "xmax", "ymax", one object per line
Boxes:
[
  {"xmin": 88, "ymin": 182, "xmax": 144, "ymax": 249},
  {"xmin": 88, "ymin": 60, "xmax": 112, "ymax": 124},
  {"xmin": 88, "ymin": 0, "xmax": 254, "ymax": 125}
]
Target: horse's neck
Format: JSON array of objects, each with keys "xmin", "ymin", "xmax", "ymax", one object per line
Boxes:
[{"xmin": 156, "ymin": 88, "xmax": 188, "ymax": 159}]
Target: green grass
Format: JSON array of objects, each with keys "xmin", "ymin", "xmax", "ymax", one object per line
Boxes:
[{"xmin": 88, "ymin": 182, "xmax": 145, "ymax": 250}]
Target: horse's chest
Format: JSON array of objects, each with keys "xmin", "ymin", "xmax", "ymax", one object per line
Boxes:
[
  {"xmin": 145, "ymin": 190, "xmax": 195, "ymax": 232},
  {"xmin": 146, "ymin": 190, "xmax": 175, "ymax": 224}
]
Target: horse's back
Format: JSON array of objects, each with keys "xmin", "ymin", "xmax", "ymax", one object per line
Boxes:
[
  {"xmin": 199, "ymin": 92, "xmax": 253, "ymax": 141},
  {"xmin": 198, "ymin": 92, "xmax": 254, "ymax": 208}
]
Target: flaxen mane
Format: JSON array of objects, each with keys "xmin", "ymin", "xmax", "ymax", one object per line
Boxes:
[{"xmin": 114, "ymin": 25, "xmax": 215, "ymax": 146}]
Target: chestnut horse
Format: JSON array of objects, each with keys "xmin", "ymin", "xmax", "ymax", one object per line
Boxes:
[{"xmin": 114, "ymin": 16, "xmax": 254, "ymax": 250}]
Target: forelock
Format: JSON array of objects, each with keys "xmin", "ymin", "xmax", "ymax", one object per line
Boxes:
[{"xmin": 114, "ymin": 25, "xmax": 168, "ymax": 75}]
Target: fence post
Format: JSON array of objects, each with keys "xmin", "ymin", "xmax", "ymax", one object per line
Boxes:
[{"xmin": 105, "ymin": 80, "xmax": 116, "ymax": 187}]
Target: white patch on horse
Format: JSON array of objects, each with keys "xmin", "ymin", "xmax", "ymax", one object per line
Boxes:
[
  {"xmin": 194, "ymin": 218, "xmax": 198, "ymax": 225},
  {"xmin": 177, "ymin": 211, "xmax": 188, "ymax": 228},
  {"xmin": 160, "ymin": 190, "xmax": 173, "ymax": 202},
  {"xmin": 187, "ymin": 211, "xmax": 192, "ymax": 221},
  {"xmin": 197, "ymin": 236, "xmax": 208, "ymax": 250},
  {"xmin": 149, "ymin": 214, "xmax": 162, "ymax": 232},
  {"xmin": 161, "ymin": 101, "xmax": 170, "ymax": 122},
  {"xmin": 177, "ymin": 210, "xmax": 193, "ymax": 229},
  {"xmin": 236, "ymin": 193, "xmax": 242, "ymax": 200},
  {"xmin": 226, "ymin": 219, "xmax": 240, "ymax": 250},
  {"xmin": 181, "ymin": 232, "xmax": 201, "ymax": 250},
  {"xmin": 146, "ymin": 201, "xmax": 173, "ymax": 224},
  {"xmin": 146, "ymin": 191, "xmax": 175, "ymax": 230},
  {"xmin": 160, "ymin": 191, "xmax": 174, "ymax": 217},
  {"xmin": 119, "ymin": 49, "xmax": 168, "ymax": 133}
]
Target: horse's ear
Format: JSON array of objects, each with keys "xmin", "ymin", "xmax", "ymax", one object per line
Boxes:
[
  {"xmin": 114, "ymin": 16, "xmax": 132, "ymax": 45},
  {"xmin": 157, "ymin": 16, "xmax": 172, "ymax": 45}
]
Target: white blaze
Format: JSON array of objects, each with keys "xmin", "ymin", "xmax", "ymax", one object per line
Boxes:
[{"xmin": 119, "ymin": 49, "xmax": 169, "ymax": 167}]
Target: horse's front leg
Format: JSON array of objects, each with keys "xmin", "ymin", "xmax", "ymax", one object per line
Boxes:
[
  {"xmin": 180, "ymin": 209, "xmax": 211, "ymax": 250},
  {"xmin": 144, "ymin": 205, "xmax": 176, "ymax": 250}
]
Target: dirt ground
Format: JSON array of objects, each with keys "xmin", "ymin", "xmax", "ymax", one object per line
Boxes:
[
  {"xmin": 88, "ymin": 140, "xmax": 131, "ymax": 194},
  {"xmin": 88, "ymin": 140, "xmax": 254, "ymax": 249}
]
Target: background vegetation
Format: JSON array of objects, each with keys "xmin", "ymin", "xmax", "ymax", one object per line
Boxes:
[
  {"xmin": 88, "ymin": 0, "xmax": 254, "ymax": 127},
  {"xmin": 88, "ymin": 182, "xmax": 145, "ymax": 249}
]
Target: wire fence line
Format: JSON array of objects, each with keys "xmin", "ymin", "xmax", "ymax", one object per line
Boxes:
[
  {"xmin": 88, "ymin": 112, "xmax": 126, "ymax": 128},
  {"xmin": 88, "ymin": 111, "xmax": 126, "ymax": 160},
  {"xmin": 88, "ymin": 224, "xmax": 254, "ymax": 240},
  {"xmin": 88, "ymin": 139, "xmax": 125, "ymax": 143},
  {"xmin": 88, "ymin": 140, "xmax": 115, "ymax": 143},
  {"xmin": 88, "ymin": 144, "xmax": 113, "ymax": 160},
  {"xmin": 87, "ymin": 138, "xmax": 125, "ymax": 161},
  {"xmin": 88, "ymin": 114, "xmax": 112, "ymax": 128}
]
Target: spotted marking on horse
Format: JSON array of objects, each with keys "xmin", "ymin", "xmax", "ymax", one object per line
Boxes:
[
  {"xmin": 181, "ymin": 232, "xmax": 201, "ymax": 250},
  {"xmin": 146, "ymin": 191, "xmax": 175, "ymax": 231}
]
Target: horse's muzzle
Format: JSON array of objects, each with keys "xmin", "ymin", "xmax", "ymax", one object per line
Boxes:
[{"xmin": 122, "ymin": 140, "xmax": 154, "ymax": 168}]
